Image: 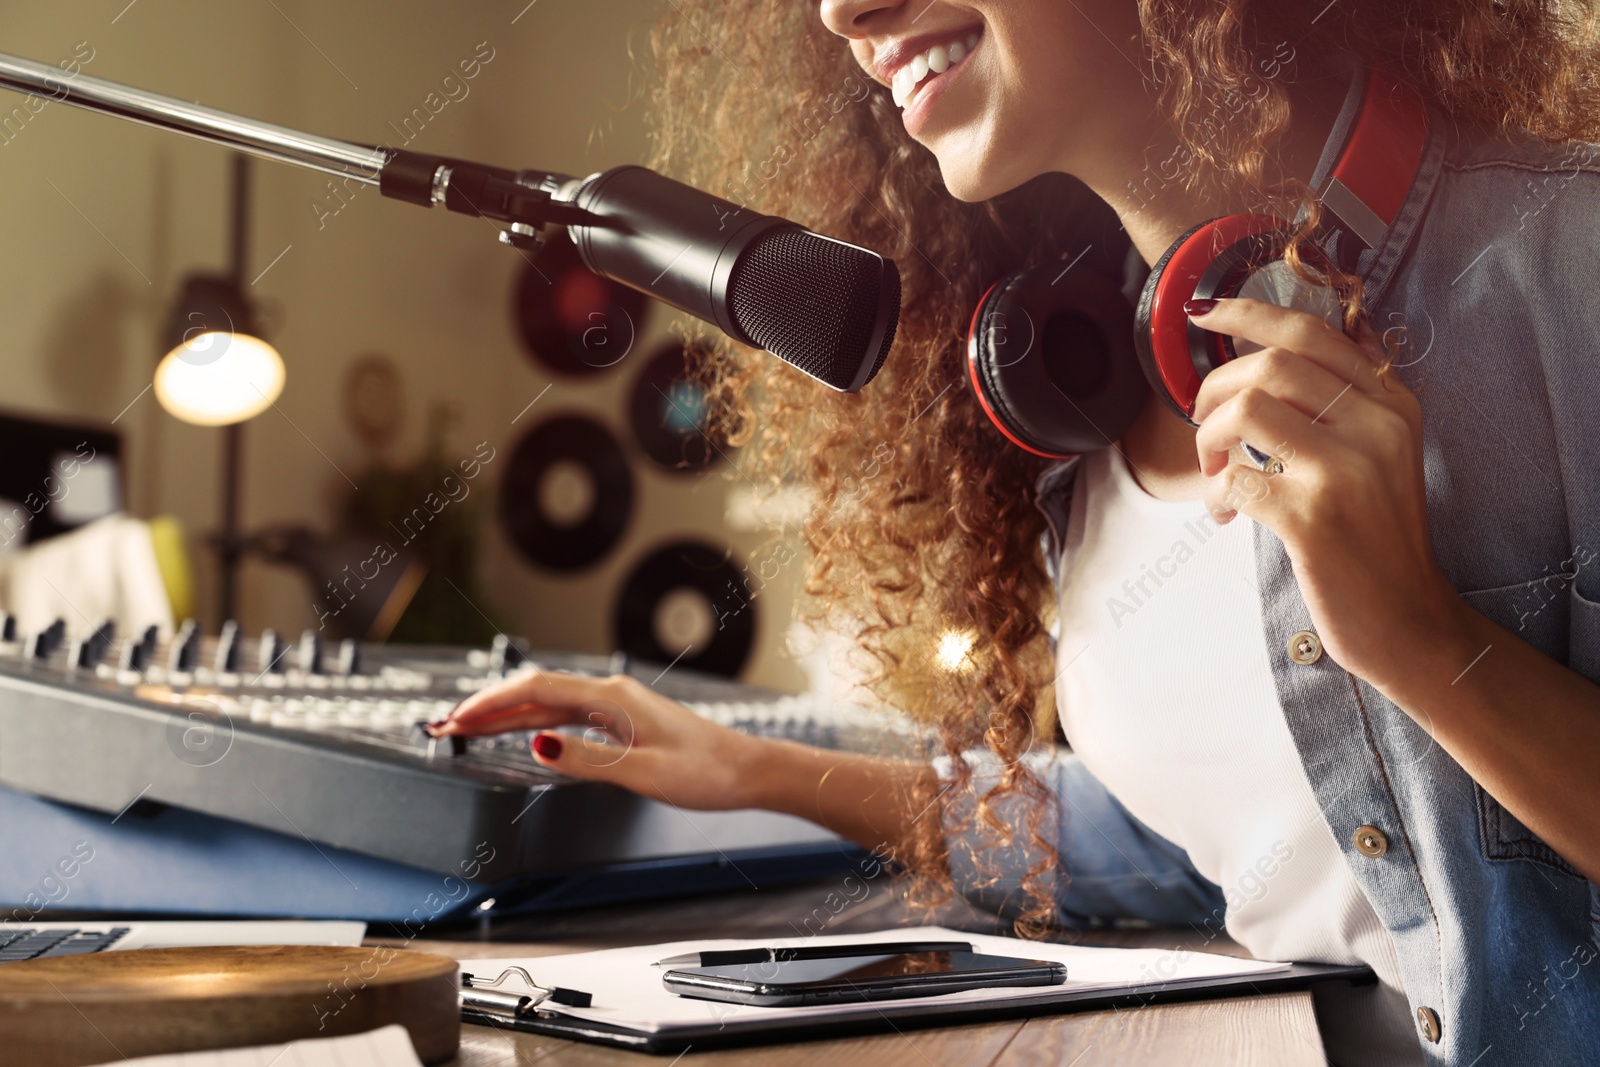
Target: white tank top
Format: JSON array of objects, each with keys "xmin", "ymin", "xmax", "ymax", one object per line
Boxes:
[{"xmin": 1054, "ymin": 446, "xmax": 1423, "ymax": 1066}]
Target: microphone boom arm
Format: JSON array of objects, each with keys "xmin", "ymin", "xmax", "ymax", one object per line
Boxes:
[{"xmin": 0, "ymin": 50, "xmax": 597, "ymax": 237}]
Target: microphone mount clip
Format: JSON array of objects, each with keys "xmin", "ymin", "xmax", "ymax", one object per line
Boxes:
[{"xmin": 377, "ymin": 149, "xmax": 598, "ymax": 250}]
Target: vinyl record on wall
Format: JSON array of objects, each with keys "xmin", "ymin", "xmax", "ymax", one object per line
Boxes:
[
  {"xmin": 513, "ymin": 235, "xmax": 647, "ymax": 377},
  {"xmin": 628, "ymin": 342, "xmax": 726, "ymax": 474},
  {"xmin": 613, "ymin": 539, "xmax": 755, "ymax": 678},
  {"xmin": 500, "ymin": 414, "xmax": 634, "ymax": 570}
]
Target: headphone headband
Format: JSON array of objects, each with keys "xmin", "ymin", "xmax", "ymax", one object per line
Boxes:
[{"xmin": 1318, "ymin": 66, "xmax": 1429, "ymax": 258}]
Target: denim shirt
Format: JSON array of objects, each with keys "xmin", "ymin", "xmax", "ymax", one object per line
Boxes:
[{"xmin": 942, "ymin": 100, "xmax": 1600, "ymax": 1064}]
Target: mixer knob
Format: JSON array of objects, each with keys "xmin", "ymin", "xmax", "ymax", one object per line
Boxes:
[
  {"xmin": 214, "ymin": 620, "xmax": 242, "ymax": 673},
  {"xmin": 88, "ymin": 620, "xmax": 115, "ymax": 666},
  {"xmin": 298, "ymin": 629, "xmax": 323, "ymax": 674},
  {"xmin": 139, "ymin": 624, "xmax": 159, "ymax": 663},
  {"xmin": 69, "ymin": 636, "xmax": 104, "ymax": 670},
  {"xmin": 118, "ymin": 635, "xmax": 148, "ymax": 672},
  {"xmin": 168, "ymin": 620, "xmax": 199, "ymax": 672},
  {"xmin": 413, "ymin": 719, "xmax": 468, "ymax": 757},
  {"xmin": 334, "ymin": 638, "xmax": 362, "ymax": 676},
  {"xmin": 44, "ymin": 618, "xmax": 66, "ymax": 654},
  {"xmin": 489, "ymin": 633, "xmax": 530, "ymax": 671},
  {"xmin": 28, "ymin": 629, "xmax": 53, "ymax": 660},
  {"xmin": 0, "ymin": 612, "xmax": 17, "ymax": 643},
  {"xmin": 258, "ymin": 629, "xmax": 286, "ymax": 673}
]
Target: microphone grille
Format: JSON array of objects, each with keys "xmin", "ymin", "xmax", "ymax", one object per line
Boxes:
[{"xmin": 726, "ymin": 228, "xmax": 900, "ymax": 391}]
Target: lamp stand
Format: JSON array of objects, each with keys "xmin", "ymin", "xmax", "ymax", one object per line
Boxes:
[
  {"xmin": 216, "ymin": 154, "xmax": 252, "ymax": 625},
  {"xmin": 218, "ymin": 421, "xmax": 243, "ymax": 623}
]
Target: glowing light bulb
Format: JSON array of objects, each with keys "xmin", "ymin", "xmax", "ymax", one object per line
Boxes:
[{"xmin": 153, "ymin": 331, "xmax": 285, "ymax": 426}]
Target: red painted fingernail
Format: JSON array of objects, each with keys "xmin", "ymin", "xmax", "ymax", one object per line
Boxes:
[
  {"xmin": 532, "ymin": 733, "xmax": 563, "ymax": 760},
  {"xmin": 1184, "ymin": 299, "xmax": 1218, "ymax": 317}
]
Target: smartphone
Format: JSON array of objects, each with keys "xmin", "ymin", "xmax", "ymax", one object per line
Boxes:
[{"xmin": 662, "ymin": 947, "xmax": 1067, "ymax": 1007}]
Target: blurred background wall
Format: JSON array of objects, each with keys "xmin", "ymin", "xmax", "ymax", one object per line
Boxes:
[{"xmin": 0, "ymin": 0, "xmax": 811, "ymax": 691}]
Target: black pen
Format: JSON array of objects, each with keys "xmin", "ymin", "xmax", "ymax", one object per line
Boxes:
[{"xmin": 653, "ymin": 940, "xmax": 974, "ymax": 968}]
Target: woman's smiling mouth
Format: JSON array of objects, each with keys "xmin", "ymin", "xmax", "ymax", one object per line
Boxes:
[{"xmin": 889, "ymin": 30, "xmax": 981, "ymax": 109}]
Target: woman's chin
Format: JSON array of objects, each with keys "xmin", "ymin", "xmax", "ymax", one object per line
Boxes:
[
  {"xmin": 933, "ymin": 150, "xmax": 1040, "ymax": 203},
  {"xmin": 934, "ymin": 166, "xmax": 993, "ymax": 202}
]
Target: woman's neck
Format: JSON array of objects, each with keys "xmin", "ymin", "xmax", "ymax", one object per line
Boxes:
[
  {"xmin": 1077, "ymin": 77, "xmax": 1346, "ymax": 267},
  {"xmin": 1070, "ymin": 74, "xmax": 1347, "ymax": 500}
]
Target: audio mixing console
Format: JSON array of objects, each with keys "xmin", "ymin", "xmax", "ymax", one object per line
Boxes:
[{"xmin": 0, "ymin": 616, "xmax": 917, "ymax": 908}]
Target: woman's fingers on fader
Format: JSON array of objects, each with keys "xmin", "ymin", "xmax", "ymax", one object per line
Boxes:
[
  {"xmin": 429, "ymin": 700, "xmax": 575, "ymax": 737},
  {"xmin": 434, "ymin": 669, "xmax": 637, "ymax": 738}
]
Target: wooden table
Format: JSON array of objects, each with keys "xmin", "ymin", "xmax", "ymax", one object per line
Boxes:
[{"xmin": 386, "ymin": 880, "xmax": 1329, "ymax": 1067}]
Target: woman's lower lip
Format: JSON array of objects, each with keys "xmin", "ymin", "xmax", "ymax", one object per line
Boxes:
[{"xmin": 900, "ymin": 45, "xmax": 976, "ymax": 136}]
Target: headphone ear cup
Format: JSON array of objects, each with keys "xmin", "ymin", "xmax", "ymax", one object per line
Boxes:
[
  {"xmin": 1134, "ymin": 219, "xmax": 1212, "ymax": 423},
  {"xmin": 1134, "ymin": 214, "xmax": 1294, "ymax": 422},
  {"xmin": 967, "ymin": 262, "xmax": 1148, "ymax": 457}
]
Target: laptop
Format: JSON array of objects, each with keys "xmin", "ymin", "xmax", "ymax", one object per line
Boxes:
[{"xmin": 0, "ymin": 920, "xmax": 366, "ymax": 962}]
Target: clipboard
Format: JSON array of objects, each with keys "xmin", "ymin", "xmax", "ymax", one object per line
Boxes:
[{"xmin": 455, "ymin": 930, "xmax": 1376, "ymax": 1055}]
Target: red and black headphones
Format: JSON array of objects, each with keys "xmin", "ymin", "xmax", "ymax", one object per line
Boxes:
[{"xmin": 966, "ymin": 65, "xmax": 1428, "ymax": 459}]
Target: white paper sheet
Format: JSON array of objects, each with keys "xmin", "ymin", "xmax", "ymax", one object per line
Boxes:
[
  {"xmin": 459, "ymin": 925, "xmax": 1291, "ymax": 1035},
  {"xmin": 89, "ymin": 1023, "xmax": 422, "ymax": 1067}
]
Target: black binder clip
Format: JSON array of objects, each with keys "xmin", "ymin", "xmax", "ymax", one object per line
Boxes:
[{"xmin": 460, "ymin": 965, "xmax": 593, "ymax": 1014}]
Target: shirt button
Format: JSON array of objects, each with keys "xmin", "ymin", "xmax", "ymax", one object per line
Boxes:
[
  {"xmin": 1353, "ymin": 825, "xmax": 1389, "ymax": 858},
  {"xmin": 1287, "ymin": 630, "xmax": 1323, "ymax": 665},
  {"xmin": 1417, "ymin": 1005, "xmax": 1442, "ymax": 1043}
]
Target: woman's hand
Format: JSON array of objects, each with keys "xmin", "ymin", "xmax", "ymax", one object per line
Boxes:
[
  {"xmin": 1187, "ymin": 298, "xmax": 1600, "ymax": 883},
  {"xmin": 1186, "ymin": 297, "xmax": 1470, "ymax": 689},
  {"xmin": 430, "ymin": 669, "xmax": 768, "ymax": 811},
  {"xmin": 431, "ymin": 667, "xmax": 941, "ymax": 857}
]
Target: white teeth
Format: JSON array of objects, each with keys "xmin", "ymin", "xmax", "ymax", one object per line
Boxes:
[
  {"xmin": 892, "ymin": 31, "xmax": 978, "ymax": 110},
  {"xmin": 891, "ymin": 67, "xmax": 911, "ymax": 107}
]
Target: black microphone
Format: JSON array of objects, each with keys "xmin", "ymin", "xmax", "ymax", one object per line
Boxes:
[
  {"xmin": 563, "ymin": 166, "xmax": 900, "ymax": 392},
  {"xmin": 380, "ymin": 153, "xmax": 899, "ymax": 391}
]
